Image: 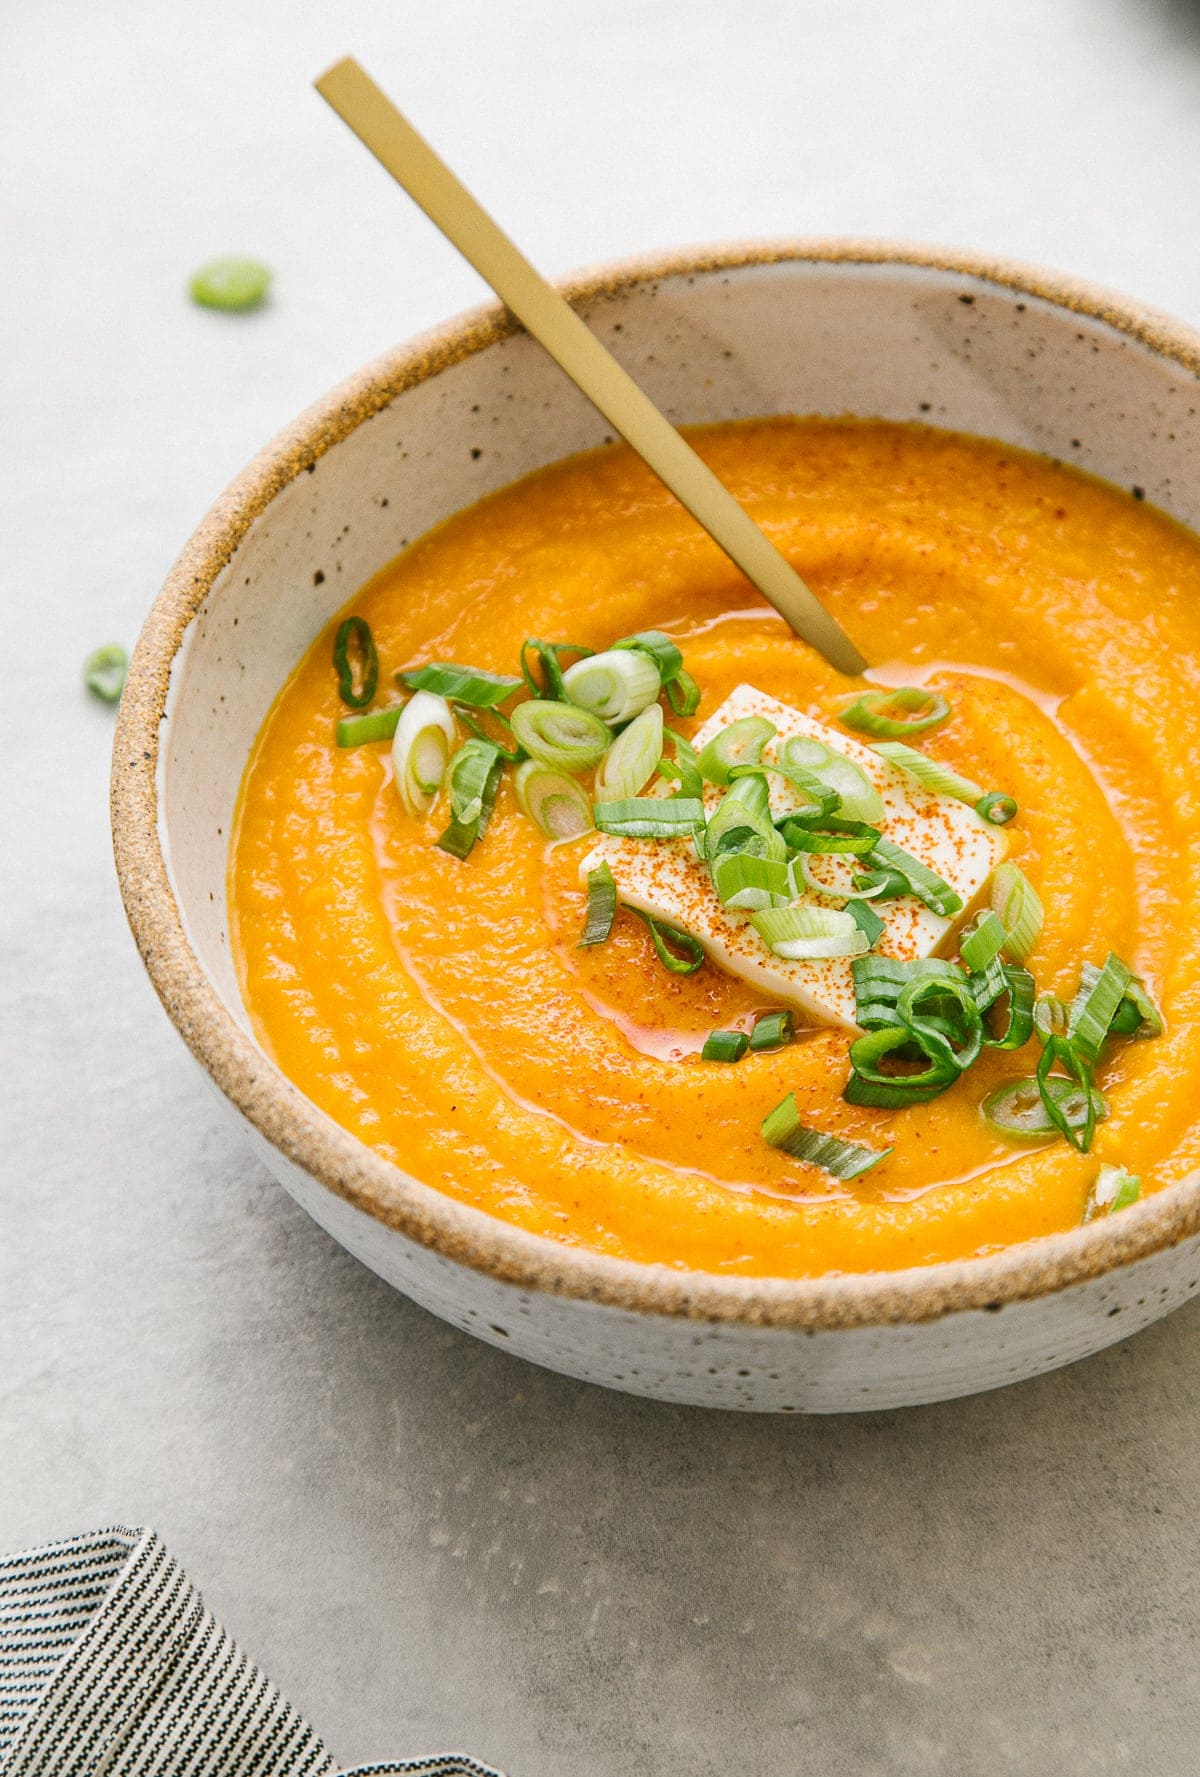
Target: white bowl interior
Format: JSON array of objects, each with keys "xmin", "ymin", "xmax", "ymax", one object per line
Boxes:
[{"xmin": 159, "ymin": 255, "xmax": 1200, "ymax": 1028}]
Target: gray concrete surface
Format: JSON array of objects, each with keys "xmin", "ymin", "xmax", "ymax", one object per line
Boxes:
[{"xmin": 4, "ymin": 0, "xmax": 1200, "ymax": 1770}]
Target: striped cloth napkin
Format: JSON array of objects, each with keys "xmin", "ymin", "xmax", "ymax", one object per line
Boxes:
[{"xmin": 0, "ymin": 1526, "xmax": 503, "ymax": 1777}]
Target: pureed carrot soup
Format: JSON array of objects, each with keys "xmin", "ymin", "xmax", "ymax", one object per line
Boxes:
[{"xmin": 230, "ymin": 418, "xmax": 1200, "ymax": 1278}]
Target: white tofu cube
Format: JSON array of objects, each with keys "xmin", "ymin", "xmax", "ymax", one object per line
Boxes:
[{"xmin": 582, "ymin": 683, "xmax": 1007, "ymax": 1030}]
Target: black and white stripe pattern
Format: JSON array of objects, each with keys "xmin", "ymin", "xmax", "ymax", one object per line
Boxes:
[{"xmin": 0, "ymin": 1527, "xmax": 502, "ymax": 1777}]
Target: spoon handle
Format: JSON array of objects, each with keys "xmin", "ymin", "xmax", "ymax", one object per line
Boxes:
[{"xmin": 315, "ymin": 57, "xmax": 868, "ymax": 677}]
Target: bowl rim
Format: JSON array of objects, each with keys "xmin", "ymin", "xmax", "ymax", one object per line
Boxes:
[{"xmin": 112, "ymin": 235, "xmax": 1200, "ymax": 1331}]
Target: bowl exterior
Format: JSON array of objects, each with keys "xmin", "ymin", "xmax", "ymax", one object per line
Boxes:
[{"xmin": 116, "ymin": 241, "xmax": 1200, "ymax": 1410}]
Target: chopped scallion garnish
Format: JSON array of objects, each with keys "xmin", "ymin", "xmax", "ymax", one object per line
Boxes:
[
  {"xmin": 594, "ymin": 796, "xmax": 706, "ymax": 839},
  {"xmin": 513, "ymin": 760, "xmax": 592, "ymax": 840},
  {"xmin": 1067, "ymin": 952, "xmax": 1133, "ymax": 1065},
  {"xmin": 867, "ymin": 838, "xmax": 962, "ymax": 916},
  {"xmin": 333, "ymin": 616, "xmax": 378, "ymax": 709},
  {"xmin": 981, "ymin": 1072, "xmax": 1108, "ymax": 1145},
  {"xmin": 630, "ymin": 908, "xmax": 706, "ymax": 974},
  {"xmin": 578, "ymin": 861, "xmax": 617, "ymax": 948},
  {"xmin": 1036, "ymin": 1035, "xmax": 1103, "ymax": 1153},
  {"xmin": 872, "ymin": 740, "xmax": 983, "ymax": 805},
  {"xmin": 844, "ymin": 1024, "xmax": 960, "ymax": 1106},
  {"xmin": 701, "ymin": 1029, "xmax": 749, "ymax": 1063},
  {"xmin": 698, "ymin": 716, "xmax": 776, "ymax": 786},
  {"xmin": 838, "ymin": 686, "xmax": 951, "ymax": 738},
  {"xmin": 711, "ymin": 850, "xmax": 791, "ymax": 911},
  {"xmin": 452, "ymin": 702, "xmax": 524, "ymax": 761},
  {"xmin": 762, "ymin": 1094, "xmax": 891, "ymax": 1179},
  {"xmin": 511, "ymin": 699, "xmax": 611, "ymax": 772},
  {"xmin": 336, "ymin": 704, "xmax": 403, "ymax": 748},
  {"xmin": 436, "ymin": 738, "xmax": 505, "ymax": 859},
  {"xmin": 846, "ymin": 898, "xmax": 885, "ymax": 947},
  {"xmin": 563, "ymin": 648, "xmax": 662, "ymax": 726},
  {"xmin": 990, "ymin": 862, "xmax": 1043, "ymax": 962},
  {"xmin": 391, "ymin": 690, "xmax": 456, "ymax": 816},
  {"xmin": 519, "ymin": 638, "xmax": 592, "ymax": 702},
  {"xmin": 657, "ymin": 728, "xmax": 704, "ymax": 800},
  {"xmin": 960, "ymin": 910, "xmax": 1007, "ymax": 974},
  {"xmin": 749, "ymin": 1010, "xmax": 794, "ymax": 1052},
  {"xmin": 399, "ymin": 661, "xmax": 523, "ymax": 708},
  {"xmin": 1084, "ymin": 1164, "xmax": 1142, "ymax": 1221},
  {"xmin": 665, "ymin": 667, "xmax": 701, "ymax": 717},
  {"xmin": 750, "ymin": 905, "xmax": 871, "ymax": 961},
  {"xmin": 83, "ymin": 643, "xmax": 129, "ymax": 704},
  {"xmin": 594, "ymin": 703, "xmax": 664, "ymax": 802},
  {"xmin": 976, "ymin": 791, "xmax": 1019, "ymax": 825}
]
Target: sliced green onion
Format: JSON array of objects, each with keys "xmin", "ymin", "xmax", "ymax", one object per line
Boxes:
[
  {"xmin": 838, "ymin": 686, "xmax": 951, "ymax": 738},
  {"xmin": 630, "ymin": 908, "xmax": 706, "ymax": 975},
  {"xmin": 1107, "ymin": 971, "xmax": 1163, "ymax": 1040},
  {"xmin": 779, "ymin": 735, "xmax": 884, "ymax": 824},
  {"xmin": 960, "ymin": 910, "xmax": 1008, "ymax": 973},
  {"xmin": 399, "ymin": 661, "xmax": 522, "ymax": 709},
  {"xmin": 336, "ymin": 704, "xmax": 403, "ymax": 747},
  {"xmin": 851, "ymin": 954, "xmax": 964, "ymax": 1031},
  {"xmin": 982, "ymin": 1071, "xmax": 1107, "ymax": 1145},
  {"xmin": 84, "ymin": 643, "xmax": 128, "ymax": 703},
  {"xmin": 897, "ymin": 974, "xmax": 983, "ymax": 1073},
  {"xmin": 519, "ymin": 638, "xmax": 592, "ymax": 701},
  {"xmin": 658, "ymin": 728, "xmax": 703, "ymax": 800},
  {"xmin": 594, "ymin": 796, "xmax": 705, "ymax": 839},
  {"xmin": 578, "ymin": 861, "xmax": 617, "ymax": 948},
  {"xmin": 189, "ymin": 255, "xmax": 271, "ymax": 311},
  {"xmin": 976, "ymin": 791, "xmax": 1019, "ymax": 825},
  {"xmin": 1037, "ymin": 1036, "xmax": 1104, "ymax": 1153},
  {"xmin": 1068, "ymin": 952, "xmax": 1133, "ymax": 1065},
  {"xmin": 513, "ymin": 760, "xmax": 592, "ymax": 840},
  {"xmin": 749, "ymin": 1011, "xmax": 794, "ymax": 1052},
  {"xmin": 978, "ymin": 964, "xmax": 1035, "ymax": 1051},
  {"xmin": 852, "ymin": 865, "xmax": 910, "ymax": 901},
  {"xmin": 750, "ymin": 905, "xmax": 871, "ymax": 961},
  {"xmin": 780, "ymin": 816, "xmax": 881, "ymax": 856},
  {"xmin": 1034, "ymin": 993, "xmax": 1068, "ymax": 1044},
  {"xmin": 704, "ymin": 774, "xmax": 780, "ymax": 858},
  {"xmin": 665, "ymin": 668, "xmax": 701, "ymax": 717},
  {"xmin": 711, "ymin": 850, "xmax": 791, "ymax": 911},
  {"xmin": 846, "ymin": 899, "xmax": 885, "ymax": 947},
  {"xmin": 872, "ymin": 740, "xmax": 983, "ymax": 806},
  {"xmin": 702, "ymin": 1029, "xmax": 750, "ymax": 1063},
  {"xmin": 990, "ymin": 862, "xmax": 1043, "ymax": 962},
  {"xmin": 452, "ymin": 702, "xmax": 523, "ymax": 761},
  {"xmin": 844, "ymin": 1025, "xmax": 959, "ymax": 1106},
  {"xmin": 1085, "ymin": 1164, "xmax": 1142, "ymax": 1220},
  {"xmin": 391, "ymin": 690, "xmax": 456, "ymax": 816},
  {"xmin": 787, "ymin": 853, "xmax": 845, "ymax": 901},
  {"xmin": 333, "ymin": 616, "xmax": 378, "ymax": 709},
  {"xmin": 699, "ymin": 717, "xmax": 776, "ymax": 787},
  {"xmin": 762, "ymin": 1094, "xmax": 891, "ymax": 1179},
  {"xmin": 866, "ymin": 839, "xmax": 962, "ymax": 916},
  {"xmin": 436, "ymin": 739, "xmax": 505, "ymax": 859},
  {"xmin": 613, "ymin": 629, "xmax": 683, "ymax": 682},
  {"xmin": 511, "ymin": 699, "xmax": 611, "ymax": 772},
  {"xmin": 562, "ymin": 648, "xmax": 662, "ymax": 725},
  {"xmin": 594, "ymin": 704, "xmax": 664, "ymax": 802}
]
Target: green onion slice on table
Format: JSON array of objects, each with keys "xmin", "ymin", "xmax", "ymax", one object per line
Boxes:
[
  {"xmin": 762, "ymin": 1094, "xmax": 891, "ymax": 1179},
  {"xmin": 511, "ymin": 699, "xmax": 611, "ymax": 772},
  {"xmin": 578, "ymin": 861, "xmax": 617, "ymax": 948},
  {"xmin": 513, "ymin": 760, "xmax": 592, "ymax": 840},
  {"xmin": 399, "ymin": 661, "xmax": 523, "ymax": 709},
  {"xmin": 436, "ymin": 739, "xmax": 505, "ymax": 859},
  {"xmin": 188, "ymin": 255, "xmax": 272, "ymax": 312},
  {"xmin": 83, "ymin": 644, "xmax": 128, "ymax": 704},
  {"xmin": 391, "ymin": 691, "xmax": 456, "ymax": 816},
  {"xmin": 838, "ymin": 686, "xmax": 951, "ymax": 738},
  {"xmin": 594, "ymin": 704, "xmax": 664, "ymax": 802},
  {"xmin": 333, "ymin": 616, "xmax": 378, "ymax": 709}
]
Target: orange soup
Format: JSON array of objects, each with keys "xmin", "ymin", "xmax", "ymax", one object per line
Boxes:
[{"xmin": 230, "ymin": 418, "xmax": 1200, "ymax": 1277}]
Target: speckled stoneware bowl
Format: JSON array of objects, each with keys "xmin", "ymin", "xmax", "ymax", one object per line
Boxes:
[{"xmin": 113, "ymin": 240, "xmax": 1200, "ymax": 1412}]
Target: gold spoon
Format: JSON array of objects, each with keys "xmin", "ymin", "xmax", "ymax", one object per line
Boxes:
[{"xmin": 314, "ymin": 57, "xmax": 868, "ymax": 678}]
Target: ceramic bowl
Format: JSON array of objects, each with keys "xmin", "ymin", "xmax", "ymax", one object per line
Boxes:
[{"xmin": 113, "ymin": 240, "xmax": 1200, "ymax": 1413}]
